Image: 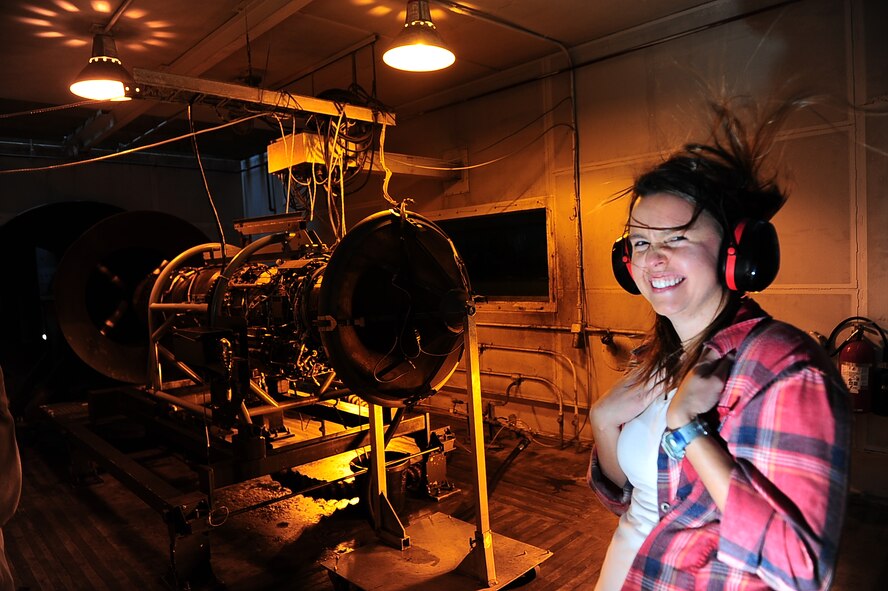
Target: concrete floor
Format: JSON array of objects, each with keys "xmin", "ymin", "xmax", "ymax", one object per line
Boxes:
[{"xmin": 5, "ymin": 413, "xmax": 887, "ymax": 590}]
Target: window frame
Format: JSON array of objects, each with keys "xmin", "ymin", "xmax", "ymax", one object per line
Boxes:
[{"xmin": 423, "ymin": 196, "xmax": 557, "ymax": 313}]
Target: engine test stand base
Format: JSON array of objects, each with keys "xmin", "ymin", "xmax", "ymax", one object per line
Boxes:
[
  {"xmin": 323, "ymin": 511, "xmax": 551, "ymax": 591},
  {"xmin": 321, "ymin": 313, "xmax": 552, "ymax": 590}
]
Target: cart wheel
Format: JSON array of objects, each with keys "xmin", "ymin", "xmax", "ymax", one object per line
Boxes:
[
  {"xmin": 327, "ymin": 571, "xmax": 361, "ymax": 591},
  {"xmin": 503, "ymin": 565, "xmax": 540, "ymax": 589}
]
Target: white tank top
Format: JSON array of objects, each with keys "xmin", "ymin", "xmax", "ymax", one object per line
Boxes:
[{"xmin": 594, "ymin": 388, "xmax": 674, "ymax": 591}]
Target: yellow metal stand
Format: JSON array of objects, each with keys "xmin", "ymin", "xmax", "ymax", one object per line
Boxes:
[
  {"xmin": 322, "ymin": 311, "xmax": 552, "ymax": 589},
  {"xmin": 454, "ymin": 311, "xmax": 497, "ymax": 585},
  {"xmin": 368, "ymin": 402, "xmax": 410, "ymax": 550}
]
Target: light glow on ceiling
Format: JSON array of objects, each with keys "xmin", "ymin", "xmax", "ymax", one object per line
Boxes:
[
  {"xmin": 124, "ymin": 8, "xmax": 148, "ymax": 19},
  {"xmin": 25, "ymin": 5, "xmax": 58, "ymax": 18},
  {"xmin": 19, "ymin": 2, "xmax": 176, "ymax": 55},
  {"xmin": 52, "ymin": 0, "xmax": 80, "ymax": 12},
  {"xmin": 17, "ymin": 17, "xmax": 53, "ymax": 27}
]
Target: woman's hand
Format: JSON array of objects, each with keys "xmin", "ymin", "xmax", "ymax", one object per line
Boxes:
[
  {"xmin": 590, "ymin": 373, "xmax": 660, "ymax": 432},
  {"xmin": 667, "ymin": 347, "xmax": 734, "ymax": 429},
  {"xmin": 668, "ymin": 348, "xmax": 737, "ymax": 512},
  {"xmin": 590, "ymin": 373, "xmax": 660, "ymax": 488}
]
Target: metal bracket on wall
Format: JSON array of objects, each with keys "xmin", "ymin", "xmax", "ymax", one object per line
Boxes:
[{"xmin": 266, "ymin": 131, "xmax": 464, "ymax": 181}]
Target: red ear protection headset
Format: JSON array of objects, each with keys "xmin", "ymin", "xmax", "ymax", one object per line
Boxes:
[
  {"xmin": 611, "ymin": 218, "xmax": 780, "ymax": 295},
  {"xmin": 611, "ymin": 234, "xmax": 641, "ymax": 295}
]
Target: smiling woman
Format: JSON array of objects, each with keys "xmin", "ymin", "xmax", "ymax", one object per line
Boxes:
[
  {"xmin": 625, "ymin": 194, "xmax": 724, "ymax": 342},
  {"xmin": 587, "ymin": 99, "xmax": 852, "ymax": 591}
]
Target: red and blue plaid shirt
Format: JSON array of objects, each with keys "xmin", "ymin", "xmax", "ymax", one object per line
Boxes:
[{"xmin": 588, "ymin": 299, "xmax": 851, "ymax": 590}]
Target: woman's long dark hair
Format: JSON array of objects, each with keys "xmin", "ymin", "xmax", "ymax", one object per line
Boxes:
[{"xmin": 627, "ymin": 98, "xmax": 798, "ymax": 391}]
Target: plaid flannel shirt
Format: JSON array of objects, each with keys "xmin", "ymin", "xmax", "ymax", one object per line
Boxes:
[{"xmin": 588, "ymin": 299, "xmax": 851, "ymax": 591}]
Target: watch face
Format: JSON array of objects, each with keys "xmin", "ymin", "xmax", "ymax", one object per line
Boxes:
[
  {"xmin": 662, "ymin": 417, "xmax": 709, "ymax": 460},
  {"xmin": 662, "ymin": 430, "xmax": 687, "ymax": 460}
]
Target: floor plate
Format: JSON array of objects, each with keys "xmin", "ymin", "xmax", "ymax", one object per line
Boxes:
[{"xmin": 321, "ymin": 511, "xmax": 552, "ymax": 590}]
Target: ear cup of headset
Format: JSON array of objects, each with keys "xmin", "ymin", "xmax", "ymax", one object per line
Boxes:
[
  {"xmin": 720, "ymin": 219, "xmax": 780, "ymax": 292},
  {"xmin": 611, "ymin": 235, "xmax": 641, "ymax": 295}
]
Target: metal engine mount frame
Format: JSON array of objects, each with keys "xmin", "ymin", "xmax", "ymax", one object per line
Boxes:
[{"xmin": 43, "ymin": 211, "xmax": 463, "ymax": 589}]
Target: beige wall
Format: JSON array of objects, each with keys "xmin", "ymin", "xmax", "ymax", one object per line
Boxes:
[{"xmin": 351, "ymin": 0, "xmax": 888, "ymax": 492}]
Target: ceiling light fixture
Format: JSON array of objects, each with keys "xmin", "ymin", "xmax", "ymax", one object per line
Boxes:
[
  {"xmin": 69, "ymin": 33, "xmax": 133, "ymax": 101},
  {"xmin": 383, "ymin": 0, "xmax": 455, "ymax": 72}
]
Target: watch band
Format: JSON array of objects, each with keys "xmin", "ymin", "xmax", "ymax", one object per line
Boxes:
[{"xmin": 661, "ymin": 415, "xmax": 710, "ymax": 460}]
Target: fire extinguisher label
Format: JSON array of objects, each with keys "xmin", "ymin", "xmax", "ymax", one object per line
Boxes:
[{"xmin": 841, "ymin": 362, "xmax": 869, "ymax": 394}]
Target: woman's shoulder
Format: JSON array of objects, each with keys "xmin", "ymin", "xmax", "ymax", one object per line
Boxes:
[
  {"xmin": 739, "ymin": 317, "xmax": 837, "ymax": 376},
  {"xmin": 723, "ymin": 318, "xmax": 848, "ymax": 416}
]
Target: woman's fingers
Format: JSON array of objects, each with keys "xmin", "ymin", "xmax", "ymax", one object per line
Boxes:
[
  {"xmin": 696, "ymin": 349, "xmax": 735, "ymax": 379},
  {"xmin": 669, "ymin": 350, "xmax": 735, "ymax": 426}
]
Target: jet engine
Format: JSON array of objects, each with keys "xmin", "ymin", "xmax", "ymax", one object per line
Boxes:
[{"xmin": 143, "ymin": 207, "xmax": 469, "ymax": 420}]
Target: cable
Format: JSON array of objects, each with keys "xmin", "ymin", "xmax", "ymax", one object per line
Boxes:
[
  {"xmin": 386, "ymin": 122, "xmax": 574, "ymax": 172},
  {"xmin": 243, "ymin": 9, "xmax": 254, "ymax": 85},
  {"xmin": 378, "ymin": 123, "xmax": 399, "ymax": 207},
  {"xmin": 486, "ymin": 424, "xmax": 507, "ymax": 449},
  {"xmin": 0, "ymin": 112, "xmax": 268, "ymax": 175},
  {"xmin": 325, "ymin": 109, "xmax": 348, "ymax": 241},
  {"xmin": 473, "ymin": 96, "xmax": 572, "ymax": 154},
  {"xmin": 0, "ymin": 99, "xmax": 109, "ymax": 119},
  {"xmin": 488, "ymin": 436, "xmax": 531, "ymax": 496},
  {"xmin": 187, "ymin": 104, "xmax": 228, "ymax": 253}
]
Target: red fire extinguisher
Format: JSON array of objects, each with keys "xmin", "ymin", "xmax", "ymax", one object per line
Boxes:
[
  {"xmin": 828, "ymin": 317, "xmax": 887, "ymax": 413},
  {"xmin": 838, "ymin": 326, "xmax": 876, "ymax": 412}
]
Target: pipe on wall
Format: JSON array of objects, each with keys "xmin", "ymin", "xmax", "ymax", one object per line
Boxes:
[
  {"xmin": 453, "ymin": 367, "xmax": 566, "ymax": 448},
  {"xmin": 477, "ymin": 320, "xmax": 644, "ymax": 340},
  {"xmin": 479, "ymin": 343, "xmax": 582, "ymax": 451}
]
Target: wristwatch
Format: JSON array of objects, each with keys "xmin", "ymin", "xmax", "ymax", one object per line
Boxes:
[{"xmin": 661, "ymin": 416, "xmax": 710, "ymax": 460}]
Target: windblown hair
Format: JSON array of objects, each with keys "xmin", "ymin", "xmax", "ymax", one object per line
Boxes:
[{"xmin": 627, "ymin": 98, "xmax": 800, "ymax": 391}]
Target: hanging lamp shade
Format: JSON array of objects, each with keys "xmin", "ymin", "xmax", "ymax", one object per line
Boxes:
[
  {"xmin": 383, "ymin": 0, "xmax": 455, "ymax": 72},
  {"xmin": 69, "ymin": 33, "xmax": 133, "ymax": 101}
]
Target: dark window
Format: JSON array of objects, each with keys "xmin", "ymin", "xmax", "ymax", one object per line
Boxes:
[{"xmin": 435, "ymin": 208, "xmax": 549, "ymax": 301}]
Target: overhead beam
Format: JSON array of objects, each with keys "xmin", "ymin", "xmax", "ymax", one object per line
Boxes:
[
  {"xmin": 67, "ymin": 0, "xmax": 314, "ymax": 151},
  {"xmin": 165, "ymin": 0, "xmax": 312, "ymax": 77},
  {"xmin": 131, "ymin": 69, "xmax": 395, "ymax": 126}
]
